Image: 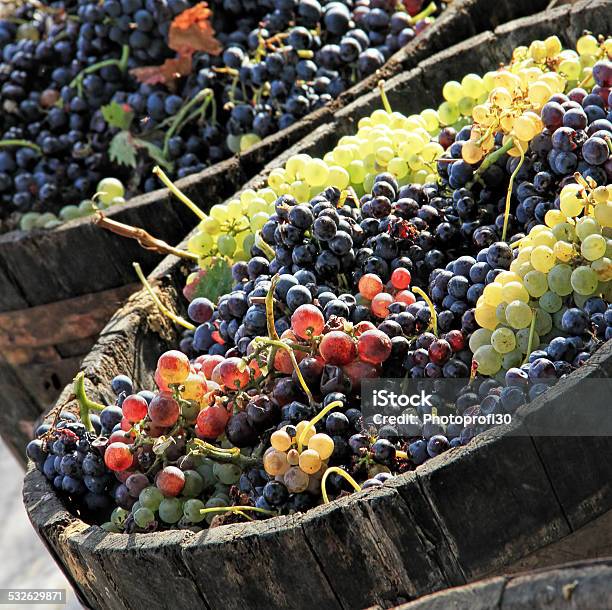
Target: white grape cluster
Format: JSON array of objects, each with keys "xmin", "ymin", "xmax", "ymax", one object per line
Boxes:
[{"xmin": 472, "ymin": 182, "xmax": 612, "ymax": 377}]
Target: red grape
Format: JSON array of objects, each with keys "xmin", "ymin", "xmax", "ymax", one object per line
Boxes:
[
  {"xmin": 404, "ymin": 0, "xmax": 423, "ymax": 16},
  {"xmin": 358, "ymin": 273, "xmax": 384, "ymax": 299},
  {"xmin": 445, "ymin": 330, "xmax": 466, "ymax": 352},
  {"xmin": 157, "ymin": 350, "xmax": 190, "ymax": 385},
  {"xmin": 319, "ymin": 331, "xmax": 357, "ymax": 365},
  {"xmin": 342, "ymin": 359, "xmax": 379, "ymax": 388},
  {"xmin": 156, "ymin": 466, "xmax": 185, "ymax": 497},
  {"xmin": 395, "ymin": 290, "xmax": 416, "ymax": 305},
  {"xmin": 354, "ymin": 320, "xmax": 376, "ymax": 336},
  {"xmin": 104, "ymin": 442, "xmax": 133, "ymax": 472},
  {"xmin": 358, "ymin": 329, "xmax": 392, "ymax": 364},
  {"xmin": 122, "ymin": 394, "xmax": 148, "ymax": 423},
  {"xmin": 391, "ymin": 268, "xmax": 412, "ymax": 290},
  {"xmin": 371, "ymin": 292, "xmax": 393, "ymax": 318},
  {"xmin": 196, "ymin": 405, "xmax": 230, "ymax": 439},
  {"xmin": 428, "ymin": 339, "xmax": 452, "ymax": 365},
  {"xmin": 273, "ymin": 345, "xmax": 294, "ymax": 374},
  {"xmin": 148, "ymin": 391, "xmax": 180, "ymax": 427},
  {"xmin": 291, "ymin": 304, "xmax": 325, "ymax": 339},
  {"xmin": 195, "ymin": 354, "xmax": 225, "ymax": 379},
  {"xmin": 108, "ymin": 430, "xmax": 135, "ymax": 445},
  {"xmin": 219, "ymin": 357, "xmax": 251, "ymax": 389}
]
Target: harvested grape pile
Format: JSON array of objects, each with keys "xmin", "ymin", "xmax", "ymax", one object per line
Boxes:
[
  {"xmin": 27, "ymin": 34, "xmax": 612, "ymax": 533},
  {"xmin": 0, "ymin": 0, "xmax": 441, "ymax": 233}
]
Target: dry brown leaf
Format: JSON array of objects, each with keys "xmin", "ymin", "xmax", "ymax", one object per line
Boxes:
[
  {"xmin": 168, "ymin": 2, "xmax": 222, "ymax": 56},
  {"xmin": 129, "ymin": 53, "xmax": 193, "ymax": 86}
]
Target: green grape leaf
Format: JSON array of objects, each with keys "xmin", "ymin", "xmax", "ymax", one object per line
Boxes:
[
  {"xmin": 101, "ymin": 101, "xmax": 134, "ymax": 130},
  {"xmin": 134, "ymin": 137, "xmax": 174, "ymax": 170},
  {"xmin": 109, "ymin": 131, "xmax": 137, "ymax": 167},
  {"xmin": 183, "ymin": 257, "xmax": 233, "ymax": 304}
]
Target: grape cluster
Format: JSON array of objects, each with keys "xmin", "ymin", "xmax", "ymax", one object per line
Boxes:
[
  {"xmin": 0, "ymin": 0, "xmax": 443, "ymax": 232},
  {"xmin": 27, "ymin": 411, "xmax": 115, "ymax": 516}
]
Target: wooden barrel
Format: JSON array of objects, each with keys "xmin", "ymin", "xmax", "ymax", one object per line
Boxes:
[
  {"xmin": 390, "ymin": 558, "xmax": 612, "ymax": 610},
  {"xmin": 21, "ymin": 1, "xmax": 612, "ymax": 608},
  {"xmin": 0, "ymin": 0, "xmax": 548, "ymax": 464}
]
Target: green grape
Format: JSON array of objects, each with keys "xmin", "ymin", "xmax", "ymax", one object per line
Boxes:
[
  {"xmin": 570, "ymin": 265, "xmax": 599, "ymax": 295},
  {"xmin": 531, "ymin": 245, "xmax": 555, "ymax": 273},
  {"xmin": 101, "ymin": 522, "xmax": 121, "ymax": 533},
  {"xmin": 496, "ymin": 302, "xmax": 508, "ymax": 324},
  {"xmin": 97, "ymin": 178, "xmax": 124, "ymax": 205},
  {"xmin": 139, "ymin": 486, "xmax": 164, "ymax": 511},
  {"xmin": 133, "ymin": 507, "xmax": 155, "ymax": 529},
  {"xmin": 131, "ymin": 501, "xmax": 141, "ymax": 513},
  {"xmin": 457, "ymin": 96, "xmax": 475, "ymax": 116},
  {"xmin": 204, "ymin": 497, "xmax": 229, "ymax": 524},
  {"xmin": 217, "ymin": 234, "xmax": 236, "ymax": 257},
  {"xmin": 534, "ymin": 308, "xmax": 553, "ymax": 336},
  {"xmin": 240, "ymin": 133, "xmax": 261, "ymax": 151},
  {"xmin": 592, "ymin": 257, "xmax": 612, "ymax": 282},
  {"xmin": 182, "ymin": 470, "xmax": 205, "ymax": 498},
  {"xmin": 183, "ymin": 499, "xmax": 206, "ymax": 523},
  {"xmin": 442, "ymin": 80, "xmax": 463, "ymax": 103},
  {"xmin": 523, "ymin": 270, "xmax": 548, "ymax": 297},
  {"xmin": 188, "ymin": 232, "xmax": 214, "ymax": 256},
  {"xmin": 575, "ymin": 217, "xmax": 600, "ymax": 241},
  {"xmin": 516, "ymin": 328, "xmax": 540, "ymax": 353},
  {"xmin": 547, "ymin": 264, "xmax": 573, "ymax": 296},
  {"xmin": 111, "ymin": 507, "xmax": 129, "ymax": 527},
  {"xmin": 243, "ymin": 233, "xmax": 255, "ymax": 253},
  {"xmin": 158, "ymin": 498, "xmax": 183, "ymax": 524},
  {"xmin": 213, "ymin": 462, "xmax": 241, "ymax": 485},
  {"xmin": 303, "ymin": 159, "xmax": 329, "ymax": 187},
  {"xmin": 328, "ymin": 165, "xmax": 350, "ymax": 189},
  {"xmin": 551, "ymin": 221, "xmax": 575, "ymax": 242},
  {"xmin": 469, "ymin": 328, "xmax": 493, "ymax": 352},
  {"xmin": 290, "ymin": 180, "xmax": 310, "ymax": 202},
  {"xmin": 505, "ymin": 300, "xmax": 533, "ymax": 329},
  {"xmin": 461, "ymin": 73, "xmax": 486, "ymax": 98},
  {"xmin": 226, "ymin": 133, "xmax": 242, "ymax": 153},
  {"xmin": 109, "ymin": 196, "xmax": 125, "ymax": 207},
  {"xmin": 580, "ymin": 234, "xmax": 606, "ymax": 261},
  {"xmin": 35, "ymin": 212, "xmax": 58, "ymax": 228},
  {"xmin": 348, "ymin": 160, "xmax": 366, "ymax": 183},
  {"xmin": 250, "ymin": 212, "xmax": 269, "ymax": 232},
  {"xmin": 20, "ymin": 212, "xmax": 40, "ymax": 231},
  {"xmin": 491, "ymin": 327, "xmax": 516, "ymax": 354},
  {"xmin": 539, "ymin": 290, "xmax": 562, "ymax": 313},
  {"xmin": 502, "ymin": 348, "xmax": 523, "ymax": 369},
  {"xmin": 59, "ymin": 205, "xmax": 81, "ymax": 221},
  {"xmin": 473, "ymin": 345, "xmax": 502, "ymax": 376},
  {"xmin": 438, "ymin": 101, "xmax": 460, "ymax": 125},
  {"xmin": 196, "ymin": 458, "xmax": 217, "ymax": 490}
]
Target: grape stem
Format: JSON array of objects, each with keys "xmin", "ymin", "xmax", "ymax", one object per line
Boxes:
[
  {"xmin": 162, "ymin": 88, "xmax": 213, "ymax": 157},
  {"xmin": 0, "ymin": 139, "xmax": 41, "ymax": 153},
  {"xmin": 69, "ymin": 45, "xmax": 130, "ymax": 97},
  {"xmin": 95, "ymin": 213, "xmax": 199, "ymax": 261},
  {"xmin": 412, "ymin": 287, "xmax": 437, "ymax": 337},
  {"xmin": 199, "ymin": 505, "xmax": 277, "ymax": 517},
  {"xmin": 190, "ymin": 439, "xmax": 260, "ymax": 468},
  {"xmin": 133, "ymin": 262, "xmax": 196, "ymax": 331},
  {"xmin": 502, "ymin": 144, "xmax": 525, "ymax": 241},
  {"xmin": 152, "ymin": 166, "xmax": 207, "ymax": 221},
  {"xmin": 408, "ymin": 1, "xmax": 437, "ymax": 24},
  {"xmin": 297, "ymin": 400, "xmax": 343, "ymax": 453},
  {"xmin": 472, "ymin": 138, "xmax": 515, "ymax": 181},
  {"xmin": 378, "ymin": 80, "xmax": 392, "ymax": 114},
  {"xmin": 255, "ymin": 338, "xmax": 314, "ymax": 405},
  {"xmin": 73, "ymin": 372, "xmax": 106, "ymax": 433},
  {"xmin": 522, "ymin": 309, "xmax": 538, "ymax": 365},
  {"xmin": 255, "ymin": 231, "xmax": 276, "ymax": 261},
  {"xmin": 265, "ymin": 275, "xmax": 280, "ymax": 341},
  {"xmin": 321, "ymin": 467, "xmax": 362, "ymax": 504}
]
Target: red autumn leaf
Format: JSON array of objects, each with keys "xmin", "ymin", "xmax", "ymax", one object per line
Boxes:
[
  {"xmin": 168, "ymin": 2, "xmax": 222, "ymax": 56},
  {"xmin": 129, "ymin": 53, "xmax": 193, "ymax": 86}
]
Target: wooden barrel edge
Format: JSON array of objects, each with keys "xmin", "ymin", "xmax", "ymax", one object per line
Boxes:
[{"xmin": 391, "ymin": 557, "xmax": 612, "ymax": 610}]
